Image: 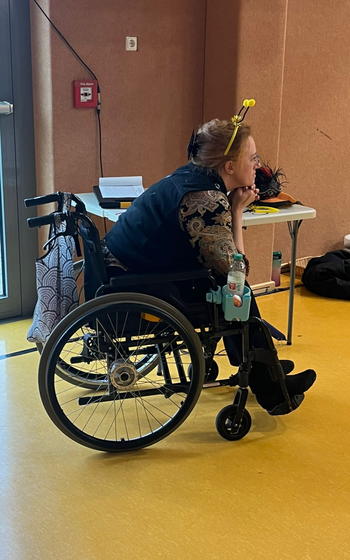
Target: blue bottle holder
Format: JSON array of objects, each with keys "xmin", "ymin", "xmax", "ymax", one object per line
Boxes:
[
  {"xmin": 221, "ymin": 284, "xmax": 251, "ymax": 321},
  {"xmin": 206, "ymin": 285, "xmax": 251, "ymax": 322}
]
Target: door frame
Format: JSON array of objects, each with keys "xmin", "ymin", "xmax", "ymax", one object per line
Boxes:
[{"xmin": 0, "ymin": 0, "xmax": 37, "ymax": 319}]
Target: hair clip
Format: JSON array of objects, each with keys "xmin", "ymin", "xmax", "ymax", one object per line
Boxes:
[
  {"xmin": 224, "ymin": 99, "xmax": 256, "ymax": 156},
  {"xmin": 187, "ymin": 129, "xmax": 200, "ymax": 160}
]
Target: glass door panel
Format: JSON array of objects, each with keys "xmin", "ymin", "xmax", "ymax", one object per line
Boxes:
[{"xmin": 0, "ymin": 0, "xmax": 22, "ymax": 318}]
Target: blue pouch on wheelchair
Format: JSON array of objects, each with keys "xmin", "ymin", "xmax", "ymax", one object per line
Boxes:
[{"xmin": 206, "ymin": 285, "xmax": 251, "ymax": 322}]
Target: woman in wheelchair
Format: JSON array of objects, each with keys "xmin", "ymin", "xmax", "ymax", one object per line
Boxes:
[
  {"xmin": 103, "ymin": 114, "xmax": 316, "ymax": 417},
  {"xmin": 28, "ymin": 102, "xmax": 317, "ymax": 452}
]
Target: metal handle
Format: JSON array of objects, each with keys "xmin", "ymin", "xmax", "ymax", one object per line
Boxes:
[
  {"xmin": 0, "ymin": 101, "xmax": 13, "ymax": 116},
  {"xmin": 27, "ymin": 214, "xmax": 58, "ymax": 228},
  {"xmin": 24, "ymin": 193, "xmax": 61, "ymax": 208}
]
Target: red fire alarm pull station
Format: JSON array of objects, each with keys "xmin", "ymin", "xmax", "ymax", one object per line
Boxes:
[{"xmin": 73, "ymin": 80, "xmax": 98, "ymax": 108}]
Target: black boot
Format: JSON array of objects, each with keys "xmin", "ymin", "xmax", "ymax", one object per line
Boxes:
[
  {"xmin": 249, "ymin": 363, "xmax": 316, "ymax": 415},
  {"xmin": 280, "ymin": 360, "xmax": 294, "ymax": 375}
]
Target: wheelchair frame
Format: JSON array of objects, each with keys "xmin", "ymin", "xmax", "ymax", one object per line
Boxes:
[{"xmin": 26, "ymin": 191, "xmax": 294, "ymax": 453}]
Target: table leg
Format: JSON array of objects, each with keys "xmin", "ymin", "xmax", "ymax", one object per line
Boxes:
[{"xmin": 287, "ymin": 220, "xmax": 303, "ymax": 344}]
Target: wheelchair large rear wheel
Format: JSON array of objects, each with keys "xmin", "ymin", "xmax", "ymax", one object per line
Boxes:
[
  {"xmin": 38, "ymin": 292, "xmax": 205, "ymax": 452},
  {"xmin": 36, "ymin": 260, "xmax": 159, "ymax": 390}
]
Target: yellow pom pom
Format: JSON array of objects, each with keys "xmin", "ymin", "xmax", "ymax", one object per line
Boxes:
[
  {"xmin": 243, "ymin": 99, "xmax": 249, "ymax": 107},
  {"xmin": 248, "ymin": 99, "xmax": 256, "ymax": 107}
]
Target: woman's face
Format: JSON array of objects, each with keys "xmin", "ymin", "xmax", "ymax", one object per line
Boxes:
[{"xmin": 230, "ymin": 136, "xmax": 260, "ymax": 188}]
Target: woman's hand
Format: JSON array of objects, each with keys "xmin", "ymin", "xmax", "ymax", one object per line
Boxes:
[{"xmin": 228, "ymin": 185, "xmax": 259, "ymax": 212}]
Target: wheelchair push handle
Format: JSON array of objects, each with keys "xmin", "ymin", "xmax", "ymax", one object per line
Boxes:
[
  {"xmin": 24, "ymin": 191, "xmax": 86, "ymax": 214},
  {"xmin": 27, "ymin": 213, "xmax": 64, "ymax": 228},
  {"xmin": 24, "ymin": 193, "xmax": 61, "ymax": 208}
]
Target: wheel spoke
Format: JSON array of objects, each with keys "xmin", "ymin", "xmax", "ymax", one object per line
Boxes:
[{"xmin": 39, "ymin": 293, "xmax": 205, "ymax": 451}]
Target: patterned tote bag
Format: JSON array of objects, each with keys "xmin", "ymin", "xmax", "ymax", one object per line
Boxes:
[{"xmin": 27, "ymin": 193, "xmax": 79, "ymax": 344}]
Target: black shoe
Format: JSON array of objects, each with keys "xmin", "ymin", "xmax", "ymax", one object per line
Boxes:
[
  {"xmin": 268, "ymin": 394, "xmax": 305, "ymax": 415},
  {"xmin": 253, "ymin": 369, "xmax": 317, "ymax": 415},
  {"xmin": 280, "ymin": 360, "xmax": 294, "ymax": 375},
  {"xmin": 267, "ymin": 369, "xmax": 317, "ymax": 416},
  {"xmin": 285, "ymin": 369, "xmax": 316, "ymax": 394}
]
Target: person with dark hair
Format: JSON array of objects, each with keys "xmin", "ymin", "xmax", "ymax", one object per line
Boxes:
[{"xmin": 103, "ymin": 102, "xmax": 316, "ymax": 415}]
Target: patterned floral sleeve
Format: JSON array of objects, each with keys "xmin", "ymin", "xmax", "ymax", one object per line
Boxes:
[{"xmin": 178, "ymin": 190, "xmax": 237, "ymax": 277}]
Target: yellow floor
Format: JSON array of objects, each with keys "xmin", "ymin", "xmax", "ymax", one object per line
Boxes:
[{"xmin": 1, "ymin": 286, "xmax": 350, "ymax": 560}]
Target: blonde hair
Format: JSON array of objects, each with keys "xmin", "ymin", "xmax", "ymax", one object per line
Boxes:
[{"xmin": 191, "ymin": 119, "xmax": 251, "ymax": 172}]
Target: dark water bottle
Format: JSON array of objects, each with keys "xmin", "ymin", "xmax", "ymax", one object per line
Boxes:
[{"xmin": 272, "ymin": 251, "xmax": 282, "ymax": 287}]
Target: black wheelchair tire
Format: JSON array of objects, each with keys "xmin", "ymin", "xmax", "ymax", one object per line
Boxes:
[
  {"xmin": 38, "ymin": 292, "xmax": 205, "ymax": 452},
  {"xmin": 215, "ymin": 405, "xmax": 252, "ymax": 441}
]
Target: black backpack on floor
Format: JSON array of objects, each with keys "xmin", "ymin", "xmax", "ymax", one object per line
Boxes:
[{"xmin": 302, "ymin": 250, "xmax": 350, "ymax": 299}]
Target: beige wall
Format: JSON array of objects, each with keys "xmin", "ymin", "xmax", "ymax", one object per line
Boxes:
[
  {"xmin": 275, "ymin": 0, "xmax": 350, "ymax": 262},
  {"xmin": 204, "ymin": 0, "xmax": 287, "ymax": 284},
  {"xmin": 30, "ymin": 0, "xmax": 206, "ymax": 194},
  {"xmin": 30, "ymin": 0, "xmax": 350, "ymax": 282}
]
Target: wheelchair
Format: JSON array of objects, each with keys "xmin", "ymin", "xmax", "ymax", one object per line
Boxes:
[{"xmin": 25, "ymin": 192, "xmax": 295, "ymax": 453}]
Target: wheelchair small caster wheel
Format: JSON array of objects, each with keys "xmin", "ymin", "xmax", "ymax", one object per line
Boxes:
[{"xmin": 216, "ymin": 405, "xmax": 251, "ymax": 441}]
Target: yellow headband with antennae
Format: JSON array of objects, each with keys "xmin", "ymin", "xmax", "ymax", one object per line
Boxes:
[{"xmin": 223, "ymin": 99, "xmax": 256, "ymax": 156}]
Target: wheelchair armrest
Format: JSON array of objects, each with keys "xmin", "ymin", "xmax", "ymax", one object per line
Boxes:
[{"xmin": 109, "ymin": 268, "xmax": 215, "ymax": 289}]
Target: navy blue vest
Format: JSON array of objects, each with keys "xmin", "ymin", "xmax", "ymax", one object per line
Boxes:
[{"xmin": 105, "ymin": 163, "xmax": 227, "ymax": 273}]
